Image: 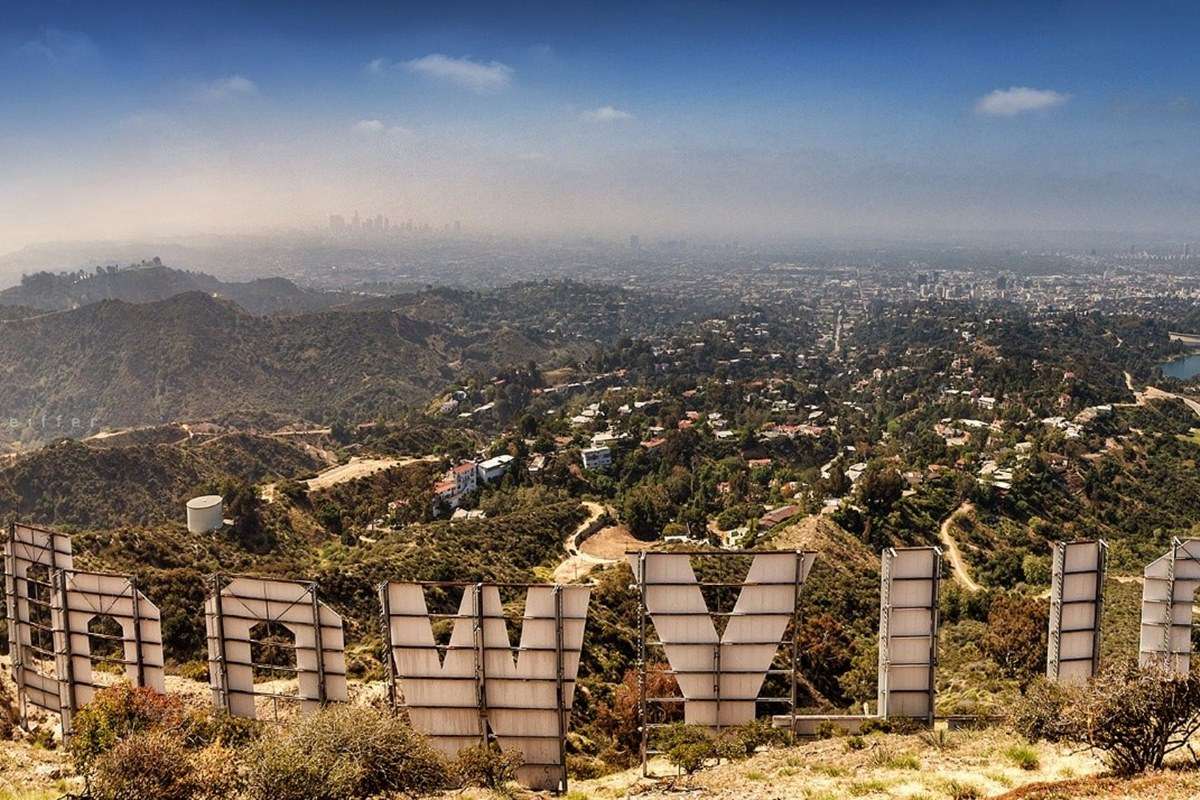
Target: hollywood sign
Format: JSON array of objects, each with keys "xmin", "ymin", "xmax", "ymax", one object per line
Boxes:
[{"xmin": 1, "ymin": 522, "xmax": 1195, "ymax": 791}]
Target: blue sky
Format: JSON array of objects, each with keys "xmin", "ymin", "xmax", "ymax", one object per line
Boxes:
[{"xmin": 2, "ymin": 1, "xmax": 1199, "ymax": 251}]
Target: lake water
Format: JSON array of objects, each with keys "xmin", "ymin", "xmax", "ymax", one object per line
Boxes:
[{"xmin": 1160, "ymin": 353, "xmax": 1200, "ymax": 380}]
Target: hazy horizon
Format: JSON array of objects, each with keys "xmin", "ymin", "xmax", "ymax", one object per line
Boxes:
[{"xmin": 4, "ymin": 1, "xmax": 1200, "ymax": 256}]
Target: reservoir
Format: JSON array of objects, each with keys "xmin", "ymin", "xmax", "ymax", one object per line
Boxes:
[{"xmin": 1160, "ymin": 353, "xmax": 1200, "ymax": 380}]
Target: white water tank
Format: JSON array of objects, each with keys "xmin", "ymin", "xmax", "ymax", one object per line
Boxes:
[{"xmin": 187, "ymin": 495, "xmax": 224, "ymax": 533}]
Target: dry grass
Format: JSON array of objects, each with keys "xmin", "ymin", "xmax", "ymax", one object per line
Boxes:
[{"xmin": 565, "ymin": 728, "xmax": 1152, "ymax": 799}]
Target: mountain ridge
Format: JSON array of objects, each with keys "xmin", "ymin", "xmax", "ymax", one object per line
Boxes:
[
  {"xmin": 0, "ymin": 290, "xmax": 582, "ymax": 442},
  {"xmin": 0, "ymin": 261, "xmax": 345, "ymax": 315}
]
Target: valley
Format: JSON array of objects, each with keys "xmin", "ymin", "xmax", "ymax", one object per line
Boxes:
[{"xmin": 3, "ymin": 256, "xmax": 1200, "ymax": 797}]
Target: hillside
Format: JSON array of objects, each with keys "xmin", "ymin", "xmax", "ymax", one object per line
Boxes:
[
  {"xmin": 0, "ymin": 434, "xmax": 326, "ymax": 529},
  {"xmin": 348, "ymin": 279, "xmax": 728, "ymax": 342},
  {"xmin": 0, "ymin": 291, "xmax": 583, "ymax": 441},
  {"xmin": 0, "ymin": 261, "xmax": 344, "ymax": 315}
]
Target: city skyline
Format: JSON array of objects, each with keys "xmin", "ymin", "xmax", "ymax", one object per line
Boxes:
[{"xmin": 3, "ymin": 1, "xmax": 1200, "ymax": 255}]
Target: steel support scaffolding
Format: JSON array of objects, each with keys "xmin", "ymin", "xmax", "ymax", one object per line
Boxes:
[
  {"xmin": 379, "ymin": 580, "xmax": 590, "ymax": 794},
  {"xmin": 631, "ymin": 549, "xmax": 814, "ymax": 778}
]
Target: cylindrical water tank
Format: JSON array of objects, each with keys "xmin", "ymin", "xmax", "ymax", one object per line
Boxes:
[{"xmin": 186, "ymin": 495, "xmax": 224, "ymax": 533}]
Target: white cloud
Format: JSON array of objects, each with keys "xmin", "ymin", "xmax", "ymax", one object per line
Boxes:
[
  {"xmin": 402, "ymin": 54, "xmax": 513, "ymax": 92},
  {"xmin": 201, "ymin": 75, "xmax": 258, "ymax": 101},
  {"xmin": 975, "ymin": 86, "xmax": 1069, "ymax": 117},
  {"xmin": 582, "ymin": 105, "xmax": 634, "ymax": 123},
  {"xmin": 353, "ymin": 119, "xmax": 386, "ymax": 133},
  {"xmin": 352, "ymin": 119, "xmax": 414, "ymax": 138}
]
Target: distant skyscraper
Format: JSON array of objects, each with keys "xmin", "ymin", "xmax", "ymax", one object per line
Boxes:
[
  {"xmin": 629, "ymin": 234, "xmax": 641, "ymax": 251},
  {"xmin": 329, "ymin": 214, "xmax": 345, "ymax": 233},
  {"xmin": 352, "ymin": 211, "xmax": 360, "ymax": 230},
  {"xmin": 454, "ymin": 220, "xmax": 462, "ymax": 234}
]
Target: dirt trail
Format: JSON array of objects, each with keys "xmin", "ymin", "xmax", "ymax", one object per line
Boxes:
[
  {"xmin": 553, "ymin": 501, "xmax": 621, "ymax": 582},
  {"xmin": 939, "ymin": 501, "xmax": 981, "ymax": 592}
]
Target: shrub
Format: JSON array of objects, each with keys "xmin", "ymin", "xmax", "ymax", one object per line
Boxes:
[
  {"xmin": 655, "ymin": 724, "xmax": 716, "ymax": 774},
  {"xmin": 813, "ymin": 720, "xmax": 838, "ymax": 739},
  {"xmin": 69, "ymin": 684, "xmax": 256, "ymax": 798},
  {"xmin": 858, "ymin": 717, "xmax": 894, "ymax": 736},
  {"xmin": 175, "ymin": 660, "xmax": 211, "ymax": 683},
  {"xmin": 0, "ymin": 671, "xmax": 15, "ymax": 739},
  {"xmin": 1004, "ymin": 743, "xmax": 1040, "ymax": 771},
  {"xmin": 1056, "ymin": 660, "xmax": 1200, "ymax": 775},
  {"xmin": 69, "ymin": 685, "xmax": 185, "ymax": 776},
  {"xmin": 882, "ymin": 752, "xmax": 920, "ymax": 770},
  {"xmin": 942, "ymin": 779, "xmax": 982, "ymax": 800},
  {"xmin": 1009, "ymin": 677, "xmax": 1069, "ymax": 742},
  {"xmin": 566, "ymin": 753, "xmax": 606, "ymax": 780},
  {"xmin": 455, "ymin": 742, "xmax": 524, "ymax": 794},
  {"xmin": 89, "ymin": 731, "xmax": 237, "ymax": 800},
  {"xmin": 181, "ymin": 707, "xmax": 261, "ymax": 750},
  {"xmin": 244, "ymin": 705, "xmax": 451, "ymax": 800},
  {"xmin": 716, "ymin": 718, "xmax": 789, "ymax": 759}
]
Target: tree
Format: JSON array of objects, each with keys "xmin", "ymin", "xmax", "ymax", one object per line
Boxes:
[
  {"xmin": 329, "ymin": 420, "xmax": 353, "ymax": 445},
  {"xmin": 857, "ymin": 460, "xmax": 904, "ymax": 518},
  {"xmin": 794, "ymin": 613, "xmax": 854, "ymax": 703},
  {"xmin": 982, "ymin": 593, "xmax": 1047, "ymax": 682},
  {"xmin": 621, "ymin": 484, "xmax": 671, "ymax": 537},
  {"xmin": 219, "ymin": 478, "xmax": 268, "ymax": 550}
]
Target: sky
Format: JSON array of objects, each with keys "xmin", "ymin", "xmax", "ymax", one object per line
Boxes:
[{"xmin": 2, "ymin": 1, "xmax": 1200, "ymax": 253}]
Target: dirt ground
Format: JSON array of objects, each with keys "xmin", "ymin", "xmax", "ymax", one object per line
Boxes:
[
  {"xmin": 261, "ymin": 454, "xmax": 437, "ymax": 502},
  {"xmin": 580, "ymin": 524, "xmax": 648, "ymax": 560}
]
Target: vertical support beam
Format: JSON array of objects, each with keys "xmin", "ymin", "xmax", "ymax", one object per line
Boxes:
[
  {"xmin": 309, "ymin": 583, "xmax": 327, "ymax": 705},
  {"xmin": 3, "ymin": 523, "xmax": 25, "ymax": 726},
  {"xmin": 378, "ymin": 582, "xmax": 396, "ymax": 710},
  {"xmin": 1161, "ymin": 539, "xmax": 1180, "ymax": 658},
  {"xmin": 52, "ymin": 568, "xmax": 76, "ymax": 735},
  {"xmin": 1092, "ymin": 542, "xmax": 1108, "ymax": 675},
  {"xmin": 636, "ymin": 551, "xmax": 648, "ymax": 778},
  {"xmin": 1046, "ymin": 542, "xmax": 1066, "ymax": 679},
  {"xmin": 210, "ymin": 574, "xmax": 230, "ymax": 713},
  {"xmin": 553, "ymin": 586, "xmax": 567, "ymax": 795},
  {"xmin": 927, "ymin": 549, "xmax": 942, "ymax": 727},
  {"xmin": 789, "ymin": 551, "xmax": 803, "ymax": 743},
  {"xmin": 712, "ymin": 637, "xmax": 722, "ymax": 737},
  {"xmin": 129, "ymin": 575, "xmax": 146, "ymax": 688},
  {"xmin": 472, "ymin": 582, "xmax": 489, "ymax": 747},
  {"xmin": 876, "ymin": 548, "xmax": 893, "ymax": 717}
]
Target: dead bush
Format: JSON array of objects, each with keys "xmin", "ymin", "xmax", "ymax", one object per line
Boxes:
[
  {"xmin": 455, "ymin": 742, "xmax": 524, "ymax": 794},
  {"xmin": 1015, "ymin": 660, "xmax": 1200, "ymax": 775},
  {"xmin": 89, "ymin": 731, "xmax": 238, "ymax": 800},
  {"xmin": 244, "ymin": 704, "xmax": 451, "ymax": 800}
]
